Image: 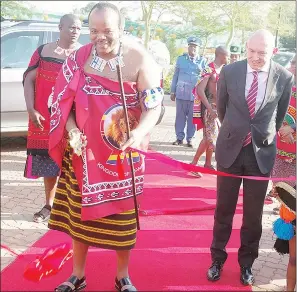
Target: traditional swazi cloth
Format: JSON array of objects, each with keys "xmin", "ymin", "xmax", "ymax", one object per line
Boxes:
[
  {"xmin": 192, "ymin": 86, "xmax": 204, "ymax": 131},
  {"xmin": 272, "ymin": 86, "xmax": 296, "ymax": 187},
  {"xmin": 193, "ymin": 62, "xmax": 219, "ymax": 128},
  {"xmin": 276, "ymin": 86, "xmax": 296, "ymax": 163},
  {"xmin": 48, "ymin": 43, "xmax": 163, "ymax": 249},
  {"xmin": 193, "ymin": 62, "xmax": 220, "ymax": 149},
  {"xmin": 23, "ymin": 44, "xmax": 62, "ymax": 178}
]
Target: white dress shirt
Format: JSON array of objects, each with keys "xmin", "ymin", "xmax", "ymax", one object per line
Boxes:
[{"xmin": 245, "ymin": 62, "xmax": 270, "ymax": 112}]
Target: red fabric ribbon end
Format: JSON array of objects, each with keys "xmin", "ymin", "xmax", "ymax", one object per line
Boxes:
[
  {"xmin": 117, "ymin": 152, "xmax": 125, "ymax": 180},
  {"xmin": 23, "ymin": 243, "xmax": 73, "ymax": 282}
]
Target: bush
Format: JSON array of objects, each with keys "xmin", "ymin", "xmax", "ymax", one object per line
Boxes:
[{"xmin": 163, "ymin": 66, "xmax": 174, "ymax": 94}]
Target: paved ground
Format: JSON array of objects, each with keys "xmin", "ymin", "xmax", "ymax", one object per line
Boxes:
[{"xmin": 1, "ymin": 96, "xmax": 288, "ymax": 291}]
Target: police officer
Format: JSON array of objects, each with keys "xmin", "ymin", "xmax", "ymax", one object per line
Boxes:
[
  {"xmin": 229, "ymin": 44, "xmax": 241, "ymax": 63},
  {"xmin": 170, "ymin": 36, "xmax": 207, "ymax": 147}
]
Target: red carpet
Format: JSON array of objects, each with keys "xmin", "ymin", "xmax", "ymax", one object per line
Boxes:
[{"xmin": 1, "ymin": 158, "xmax": 252, "ymax": 291}]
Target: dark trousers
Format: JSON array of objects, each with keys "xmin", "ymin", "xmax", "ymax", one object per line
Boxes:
[{"xmin": 211, "ymin": 144, "xmax": 270, "ymax": 267}]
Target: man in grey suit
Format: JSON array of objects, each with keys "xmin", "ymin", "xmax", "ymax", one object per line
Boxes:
[{"xmin": 207, "ymin": 30, "xmax": 294, "ymax": 285}]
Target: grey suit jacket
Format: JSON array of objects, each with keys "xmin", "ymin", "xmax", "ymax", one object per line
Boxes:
[{"xmin": 215, "ymin": 59, "xmax": 294, "ymax": 174}]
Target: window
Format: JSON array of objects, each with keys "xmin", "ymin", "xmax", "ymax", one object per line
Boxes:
[
  {"xmin": 1, "ymin": 31, "xmax": 44, "ymax": 69},
  {"xmin": 52, "ymin": 31, "xmax": 90, "ymax": 46},
  {"xmin": 78, "ymin": 33, "xmax": 90, "ymax": 45},
  {"xmin": 272, "ymin": 53, "xmax": 294, "ymax": 68}
]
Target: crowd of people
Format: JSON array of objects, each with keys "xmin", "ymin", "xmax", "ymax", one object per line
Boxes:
[{"xmin": 21, "ymin": 2, "xmax": 295, "ymax": 291}]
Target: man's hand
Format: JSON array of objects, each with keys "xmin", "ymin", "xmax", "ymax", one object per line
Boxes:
[
  {"xmin": 281, "ymin": 133, "xmax": 295, "ymax": 144},
  {"xmin": 68, "ymin": 128, "xmax": 87, "ymax": 156},
  {"xmin": 28, "ymin": 109, "xmax": 45, "ymax": 130},
  {"xmin": 121, "ymin": 129, "xmax": 144, "ymax": 152},
  {"xmin": 270, "ymin": 186, "xmax": 278, "ymax": 198},
  {"xmin": 208, "ymin": 108, "xmax": 218, "ymax": 120},
  {"xmin": 170, "ymin": 93, "xmax": 176, "ymax": 102},
  {"xmin": 279, "ymin": 125, "xmax": 294, "ymax": 138}
]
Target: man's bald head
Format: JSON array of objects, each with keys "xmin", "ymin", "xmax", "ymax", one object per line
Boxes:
[
  {"xmin": 215, "ymin": 46, "xmax": 229, "ymax": 57},
  {"xmin": 58, "ymin": 14, "xmax": 81, "ymax": 44},
  {"xmin": 246, "ymin": 29, "xmax": 276, "ymax": 70},
  {"xmin": 215, "ymin": 46, "xmax": 229, "ymax": 65},
  {"xmin": 247, "ymin": 29, "xmax": 275, "ymax": 49},
  {"xmin": 59, "ymin": 14, "xmax": 80, "ymax": 27}
]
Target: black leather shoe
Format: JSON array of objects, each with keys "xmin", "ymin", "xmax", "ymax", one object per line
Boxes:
[
  {"xmin": 207, "ymin": 261, "xmax": 223, "ymax": 281},
  {"xmin": 172, "ymin": 140, "xmax": 183, "ymax": 146},
  {"xmin": 240, "ymin": 266, "xmax": 255, "ymax": 286},
  {"xmin": 187, "ymin": 141, "xmax": 193, "ymax": 148}
]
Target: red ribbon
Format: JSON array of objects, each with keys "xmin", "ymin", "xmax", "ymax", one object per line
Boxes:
[
  {"xmin": 133, "ymin": 148, "xmax": 296, "ymax": 182},
  {"xmin": 1, "ymin": 243, "xmax": 72, "ymax": 282},
  {"xmin": 1, "ymin": 244, "xmax": 22, "ymax": 257}
]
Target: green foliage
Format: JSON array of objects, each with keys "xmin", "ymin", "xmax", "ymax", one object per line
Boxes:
[
  {"xmin": 267, "ymin": 1, "xmax": 296, "ymax": 36},
  {"xmin": 163, "ymin": 66, "xmax": 175, "ymax": 94},
  {"xmin": 1, "ymin": 1, "xmax": 33, "ymax": 19},
  {"xmin": 267, "ymin": 1, "xmax": 296, "ymax": 47},
  {"xmin": 79, "ymin": 2, "xmax": 97, "ymax": 16},
  {"xmin": 164, "ymin": 38, "xmax": 178, "ymax": 64}
]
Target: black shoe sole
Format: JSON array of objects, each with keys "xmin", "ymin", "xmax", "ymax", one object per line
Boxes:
[
  {"xmin": 240, "ymin": 278, "xmax": 255, "ymax": 286},
  {"xmin": 115, "ymin": 283, "xmax": 137, "ymax": 291},
  {"xmin": 207, "ymin": 275, "xmax": 221, "ymax": 282},
  {"xmin": 207, "ymin": 270, "xmax": 222, "ymax": 282},
  {"xmin": 55, "ymin": 282, "xmax": 86, "ymax": 291},
  {"xmin": 206, "ymin": 267, "xmax": 223, "ymax": 282}
]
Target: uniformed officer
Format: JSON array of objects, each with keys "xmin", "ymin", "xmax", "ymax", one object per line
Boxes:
[
  {"xmin": 229, "ymin": 44, "xmax": 241, "ymax": 63},
  {"xmin": 170, "ymin": 36, "xmax": 207, "ymax": 147}
]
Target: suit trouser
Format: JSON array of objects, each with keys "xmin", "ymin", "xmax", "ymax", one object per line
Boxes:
[
  {"xmin": 211, "ymin": 143, "xmax": 270, "ymax": 267},
  {"xmin": 175, "ymin": 99, "xmax": 196, "ymax": 142}
]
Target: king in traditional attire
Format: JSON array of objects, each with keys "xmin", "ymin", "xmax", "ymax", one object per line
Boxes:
[{"xmin": 48, "ymin": 3, "xmax": 163, "ymax": 291}]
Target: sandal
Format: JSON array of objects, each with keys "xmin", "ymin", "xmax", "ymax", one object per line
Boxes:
[
  {"xmin": 273, "ymin": 207, "xmax": 280, "ymax": 215},
  {"xmin": 33, "ymin": 205, "xmax": 52, "ymax": 223},
  {"xmin": 55, "ymin": 275, "xmax": 87, "ymax": 292},
  {"xmin": 115, "ymin": 277, "xmax": 137, "ymax": 292},
  {"xmin": 188, "ymin": 171, "xmax": 203, "ymax": 178},
  {"xmin": 204, "ymin": 164, "xmax": 216, "ymax": 170}
]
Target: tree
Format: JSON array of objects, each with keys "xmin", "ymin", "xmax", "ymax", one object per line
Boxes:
[
  {"xmin": 235, "ymin": 5, "xmax": 267, "ymax": 48},
  {"xmin": 141, "ymin": 1, "xmax": 173, "ymax": 48},
  {"xmin": 191, "ymin": 3, "xmax": 227, "ymax": 54},
  {"xmin": 76, "ymin": 1, "xmax": 124, "ymax": 17},
  {"xmin": 169, "ymin": 2, "xmax": 226, "ymax": 53},
  {"xmin": 214, "ymin": 1, "xmax": 254, "ymax": 48},
  {"xmin": 77, "ymin": 2, "xmax": 97, "ymax": 17},
  {"xmin": 120, "ymin": 7, "xmax": 131, "ymax": 20},
  {"xmin": 141, "ymin": 1, "xmax": 157, "ymax": 48},
  {"xmin": 267, "ymin": 1, "xmax": 296, "ymax": 47},
  {"xmin": 1, "ymin": 1, "xmax": 33, "ymax": 19}
]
